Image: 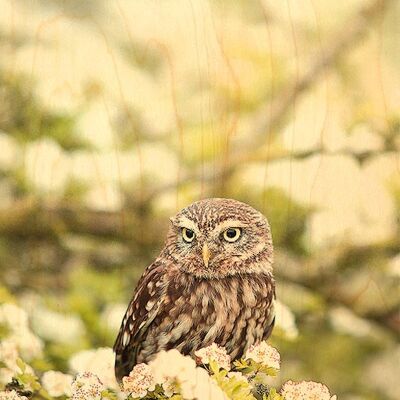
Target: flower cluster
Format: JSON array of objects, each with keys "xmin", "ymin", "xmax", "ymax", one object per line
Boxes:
[
  {"xmin": 71, "ymin": 372, "xmax": 104, "ymax": 400},
  {"xmin": 245, "ymin": 341, "xmax": 281, "ymax": 370},
  {"xmin": 195, "ymin": 342, "xmax": 231, "ymax": 370},
  {"xmin": 42, "ymin": 371, "xmax": 73, "ymax": 397},
  {"xmin": 122, "ymin": 363, "xmax": 155, "ymax": 398},
  {"xmin": 281, "ymin": 380, "xmax": 337, "ymax": 400},
  {"xmin": 0, "ymin": 302, "xmax": 336, "ymax": 400},
  {"xmin": 0, "ymin": 303, "xmax": 43, "ymax": 387},
  {"xmin": 0, "ymin": 390, "xmax": 28, "ymax": 400},
  {"xmin": 69, "ymin": 347, "xmax": 118, "ymax": 390},
  {"xmin": 149, "ymin": 349, "xmax": 226, "ymax": 400}
]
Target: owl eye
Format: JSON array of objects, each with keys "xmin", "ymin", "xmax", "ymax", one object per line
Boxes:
[
  {"xmin": 182, "ymin": 228, "xmax": 195, "ymax": 243},
  {"xmin": 223, "ymin": 228, "xmax": 242, "ymax": 242}
]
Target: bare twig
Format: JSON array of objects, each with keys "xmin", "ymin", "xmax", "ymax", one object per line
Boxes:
[
  {"xmin": 140, "ymin": 0, "xmax": 395, "ymax": 204},
  {"xmin": 247, "ymin": 0, "xmax": 394, "ymax": 146}
]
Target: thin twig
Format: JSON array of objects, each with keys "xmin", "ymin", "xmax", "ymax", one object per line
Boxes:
[{"xmin": 140, "ymin": 0, "xmax": 395, "ymax": 204}]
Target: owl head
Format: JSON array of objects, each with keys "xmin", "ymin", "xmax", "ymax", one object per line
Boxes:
[{"xmin": 163, "ymin": 198, "xmax": 273, "ymax": 278}]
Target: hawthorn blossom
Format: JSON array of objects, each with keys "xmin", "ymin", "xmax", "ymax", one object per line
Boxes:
[
  {"xmin": 101, "ymin": 303, "xmax": 126, "ymax": 334},
  {"xmin": 31, "ymin": 307, "xmax": 84, "ymax": 345},
  {"xmin": 0, "ymin": 390, "xmax": 28, "ymax": 400},
  {"xmin": 245, "ymin": 341, "xmax": 280, "ymax": 369},
  {"xmin": 0, "ymin": 368, "xmax": 14, "ymax": 386},
  {"xmin": 190, "ymin": 367, "xmax": 227, "ymax": 400},
  {"xmin": 149, "ymin": 349, "xmax": 198, "ymax": 389},
  {"xmin": 42, "ymin": 370, "xmax": 73, "ymax": 397},
  {"xmin": 0, "ymin": 339, "xmax": 19, "ymax": 370},
  {"xmin": 281, "ymin": 380, "xmax": 336, "ymax": 400},
  {"xmin": 0, "ymin": 303, "xmax": 43, "ymax": 362},
  {"xmin": 148, "ymin": 349, "xmax": 227, "ymax": 400},
  {"xmin": 195, "ymin": 343, "xmax": 231, "ymax": 370},
  {"xmin": 0, "ymin": 304, "xmax": 29, "ymax": 333},
  {"xmin": 122, "ymin": 363, "xmax": 155, "ymax": 398},
  {"xmin": 69, "ymin": 347, "xmax": 118, "ymax": 390},
  {"xmin": 275, "ymin": 300, "xmax": 298, "ymax": 340},
  {"xmin": 71, "ymin": 372, "xmax": 104, "ymax": 400},
  {"xmin": 0, "ymin": 341, "xmax": 35, "ymax": 386},
  {"xmin": 162, "ymin": 377, "xmax": 178, "ymax": 397},
  {"xmin": 227, "ymin": 371, "xmax": 248, "ymax": 383},
  {"xmin": 9, "ymin": 330, "xmax": 43, "ymax": 361}
]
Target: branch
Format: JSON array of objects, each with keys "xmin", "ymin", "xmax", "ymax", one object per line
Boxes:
[
  {"xmin": 248, "ymin": 0, "xmax": 394, "ymax": 146},
  {"xmin": 0, "ymin": 199, "xmax": 136, "ymax": 241},
  {"xmin": 140, "ymin": 0, "xmax": 395, "ymax": 204},
  {"xmin": 274, "ymin": 247, "xmax": 400, "ymax": 336},
  {"xmin": 0, "ymin": 146, "xmax": 395, "ymax": 242}
]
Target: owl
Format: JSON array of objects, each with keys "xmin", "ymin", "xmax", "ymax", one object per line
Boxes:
[{"xmin": 114, "ymin": 198, "xmax": 275, "ymax": 381}]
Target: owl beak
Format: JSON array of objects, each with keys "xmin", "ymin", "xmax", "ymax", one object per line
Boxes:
[{"xmin": 202, "ymin": 243, "xmax": 211, "ymax": 267}]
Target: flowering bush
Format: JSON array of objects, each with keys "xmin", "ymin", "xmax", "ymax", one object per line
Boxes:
[{"xmin": 0, "ymin": 302, "xmax": 336, "ymax": 400}]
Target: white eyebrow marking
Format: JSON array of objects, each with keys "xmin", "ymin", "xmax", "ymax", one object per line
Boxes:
[
  {"xmin": 212, "ymin": 219, "xmax": 246, "ymax": 233},
  {"xmin": 174, "ymin": 216, "xmax": 199, "ymax": 233}
]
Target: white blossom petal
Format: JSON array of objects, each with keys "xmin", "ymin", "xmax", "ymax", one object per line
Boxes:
[
  {"xmin": 0, "ymin": 390, "xmax": 28, "ymax": 400},
  {"xmin": 122, "ymin": 363, "xmax": 155, "ymax": 398},
  {"xmin": 195, "ymin": 343, "xmax": 231, "ymax": 370},
  {"xmin": 69, "ymin": 347, "xmax": 118, "ymax": 390},
  {"xmin": 71, "ymin": 372, "xmax": 104, "ymax": 400},
  {"xmin": 42, "ymin": 371, "xmax": 73, "ymax": 397},
  {"xmin": 281, "ymin": 380, "xmax": 333, "ymax": 400},
  {"xmin": 245, "ymin": 341, "xmax": 280, "ymax": 369},
  {"xmin": 0, "ymin": 304, "xmax": 29, "ymax": 333}
]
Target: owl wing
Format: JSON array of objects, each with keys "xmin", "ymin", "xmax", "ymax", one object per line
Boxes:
[
  {"xmin": 113, "ymin": 260, "xmax": 167, "ymax": 381},
  {"xmin": 262, "ymin": 280, "xmax": 276, "ymax": 340}
]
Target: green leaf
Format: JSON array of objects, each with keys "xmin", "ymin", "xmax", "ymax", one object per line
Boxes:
[
  {"xmin": 266, "ymin": 388, "xmax": 284, "ymax": 400},
  {"xmin": 16, "ymin": 358, "xmax": 26, "ymax": 373},
  {"xmin": 101, "ymin": 389, "xmax": 119, "ymax": 400},
  {"xmin": 209, "ymin": 359, "xmax": 221, "ymax": 376}
]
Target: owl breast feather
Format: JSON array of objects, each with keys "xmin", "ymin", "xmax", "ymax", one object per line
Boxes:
[{"xmin": 114, "ymin": 263, "xmax": 275, "ymax": 381}]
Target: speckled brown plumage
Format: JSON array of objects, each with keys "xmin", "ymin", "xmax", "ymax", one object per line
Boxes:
[{"xmin": 114, "ymin": 198, "xmax": 275, "ymax": 381}]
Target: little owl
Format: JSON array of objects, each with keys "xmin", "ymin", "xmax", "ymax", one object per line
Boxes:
[{"xmin": 114, "ymin": 198, "xmax": 275, "ymax": 380}]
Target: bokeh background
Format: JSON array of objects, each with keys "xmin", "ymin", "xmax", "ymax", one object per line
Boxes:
[{"xmin": 0, "ymin": 0, "xmax": 399, "ymax": 399}]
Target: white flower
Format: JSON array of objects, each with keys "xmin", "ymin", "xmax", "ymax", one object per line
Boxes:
[
  {"xmin": 149, "ymin": 349, "xmax": 198, "ymax": 388},
  {"xmin": 31, "ymin": 307, "xmax": 84, "ymax": 344},
  {"xmin": 281, "ymin": 380, "xmax": 335, "ymax": 400},
  {"xmin": 149, "ymin": 350, "xmax": 227, "ymax": 400},
  {"xmin": 122, "ymin": 363, "xmax": 155, "ymax": 398},
  {"xmin": 0, "ymin": 133, "xmax": 19, "ymax": 170},
  {"xmin": 227, "ymin": 371, "xmax": 248, "ymax": 383},
  {"xmin": 0, "ymin": 359, "xmax": 35, "ymax": 387},
  {"xmin": 329, "ymin": 307, "xmax": 372, "ymax": 338},
  {"xmin": 0, "ymin": 368, "xmax": 15, "ymax": 386},
  {"xmin": 24, "ymin": 138, "xmax": 69, "ymax": 194},
  {"xmin": 245, "ymin": 342, "xmax": 280, "ymax": 369},
  {"xmin": 388, "ymin": 253, "xmax": 400, "ymax": 277},
  {"xmin": 162, "ymin": 377, "xmax": 178, "ymax": 397},
  {"xmin": 0, "ymin": 304, "xmax": 29, "ymax": 333},
  {"xmin": 101, "ymin": 304, "xmax": 126, "ymax": 334},
  {"xmin": 189, "ymin": 367, "xmax": 227, "ymax": 400},
  {"xmin": 275, "ymin": 300, "xmax": 298, "ymax": 340},
  {"xmin": 69, "ymin": 347, "xmax": 118, "ymax": 390},
  {"xmin": 195, "ymin": 343, "xmax": 231, "ymax": 370},
  {"xmin": 9, "ymin": 330, "xmax": 43, "ymax": 361},
  {"xmin": 71, "ymin": 372, "xmax": 104, "ymax": 400},
  {"xmin": 0, "ymin": 339, "xmax": 19, "ymax": 370},
  {"xmin": 42, "ymin": 371, "xmax": 73, "ymax": 397},
  {"xmin": 0, "ymin": 390, "xmax": 28, "ymax": 400}
]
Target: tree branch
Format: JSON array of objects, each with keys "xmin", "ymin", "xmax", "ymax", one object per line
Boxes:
[{"xmin": 140, "ymin": 0, "xmax": 395, "ymax": 204}]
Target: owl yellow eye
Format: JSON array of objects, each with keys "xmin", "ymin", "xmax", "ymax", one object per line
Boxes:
[
  {"xmin": 182, "ymin": 228, "xmax": 195, "ymax": 243},
  {"xmin": 223, "ymin": 228, "xmax": 242, "ymax": 242}
]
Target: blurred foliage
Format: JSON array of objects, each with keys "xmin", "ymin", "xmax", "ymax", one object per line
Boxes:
[
  {"xmin": 0, "ymin": 73, "xmax": 88, "ymax": 151},
  {"xmin": 121, "ymin": 41, "xmax": 165, "ymax": 76}
]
